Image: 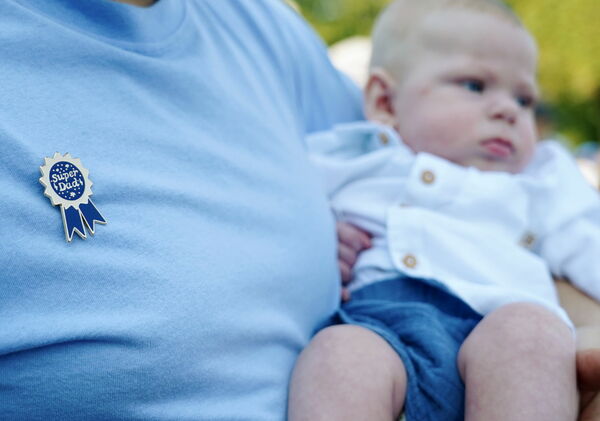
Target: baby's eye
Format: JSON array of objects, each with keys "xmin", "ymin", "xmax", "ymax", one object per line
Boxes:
[
  {"xmin": 516, "ymin": 95, "xmax": 535, "ymax": 108},
  {"xmin": 459, "ymin": 79, "xmax": 485, "ymax": 93}
]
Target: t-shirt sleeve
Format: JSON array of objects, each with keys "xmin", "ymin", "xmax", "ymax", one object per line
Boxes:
[{"xmin": 258, "ymin": 1, "xmax": 364, "ymax": 133}]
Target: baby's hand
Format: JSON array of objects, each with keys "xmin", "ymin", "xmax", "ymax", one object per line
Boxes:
[{"xmin": 336, "ymin": 221, "xmax": 372, "ymax": 301}]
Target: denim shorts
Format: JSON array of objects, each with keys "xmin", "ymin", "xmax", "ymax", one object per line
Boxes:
[{"xmin": 335, "ymin": 276, "xmax": 482, "ymax": 421}]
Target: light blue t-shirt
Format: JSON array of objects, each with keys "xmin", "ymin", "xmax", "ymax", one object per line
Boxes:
[{"xmin": 0, "ymin": 0, "xmax": 362, "ymax": 419}]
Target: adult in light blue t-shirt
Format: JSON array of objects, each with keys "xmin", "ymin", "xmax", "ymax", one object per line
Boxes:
[{"xmin": 0, "ymin": 0, "xmax": 362, "ymax": 419}]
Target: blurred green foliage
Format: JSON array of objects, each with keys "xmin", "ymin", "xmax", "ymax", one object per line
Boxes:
[{"xmin": 293, "ymin": 0, "xmax": 600, "ymax": 145}]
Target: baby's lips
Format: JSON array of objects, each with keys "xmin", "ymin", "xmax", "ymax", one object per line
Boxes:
[{"xmin": 481, "ymin": 138, "xmax": 514, "ymax": 158}]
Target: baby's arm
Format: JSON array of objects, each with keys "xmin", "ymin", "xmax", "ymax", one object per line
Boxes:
[
  {"xmin": 539, "ymin": 213, "xmax": 600, "ymax": 301},
  {"xmin": 532, "ymin": 142, "xmax": 600, "ymax": 300}
]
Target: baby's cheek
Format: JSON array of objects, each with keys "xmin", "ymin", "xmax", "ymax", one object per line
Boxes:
[
  {"xmin": 399, "ymin": 103, "xmax": 472, "ymax": 159},
  {"xmin": 512, "ymin": 143, "xmax": 535, "ymax": 173},
  {"xmin": 422, "ymin": 116, "xmax": 469, "ymax": 154},
  {"xmin": 521, "ymin": 131, "xmax": 537, "ymax": 165}
]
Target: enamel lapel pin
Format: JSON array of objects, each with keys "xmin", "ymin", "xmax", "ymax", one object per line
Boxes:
[{"xmin": 39, "ymin": 153, "xmax": 107, "ymax": 242}]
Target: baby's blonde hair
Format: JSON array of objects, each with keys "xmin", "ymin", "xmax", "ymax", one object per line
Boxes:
[{"xmin": 370, "ymin": 0, "xmax": 522, "ymax": 76}]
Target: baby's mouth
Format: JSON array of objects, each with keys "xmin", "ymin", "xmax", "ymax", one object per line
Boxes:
[{"xmin": 480, "ymin": 138, "xmax": 515, "ymax": 159}]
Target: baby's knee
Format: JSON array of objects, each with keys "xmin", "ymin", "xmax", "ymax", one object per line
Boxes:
[
  {"xmin": 489, "ymin": 302, "xmax": 572, "ymax": 342},
  {"xmin": 460, "ymin": 302, "xmax": 575, "ymax": 367},
  {"xmin": 292, "ymin": 324, "xmax": 407, "ymax": 419},
  {"xmin": 307, "ymin": 325, "xmax": 376, "ymax": 356},
  {"xmin": 299, "ymin": 325, "xmax": 365, "ymax": 366},
  {"xmin": 304, "ymin": 324, "xmax": 406, "ymax": 381},
  {"xmin": 305, "ymin": 324, "xmax": 400, "ymax": 367}
]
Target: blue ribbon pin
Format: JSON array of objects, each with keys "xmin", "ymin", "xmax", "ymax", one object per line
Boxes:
[{"xmin": 39, "ymin": 153, "xmax": 107, "ymax": 242}]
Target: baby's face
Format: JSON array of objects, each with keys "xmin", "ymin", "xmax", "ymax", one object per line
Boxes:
[{"xmin": 390, "ymin": 9, "xmax": 538, "ymax": 173}]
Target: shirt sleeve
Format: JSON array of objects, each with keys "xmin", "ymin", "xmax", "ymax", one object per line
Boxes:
[
  {"xmin": 531, "ymin": 142, "xmax": 600, "ymax": 300},
  {"xmin": 255, "ymin": 1, "xmax": 364, "ymax": 133}
]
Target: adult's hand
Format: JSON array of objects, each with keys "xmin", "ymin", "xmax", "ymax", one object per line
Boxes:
[{"xmin": 336, "ymin": 221, "xmax": 372, "ymax": 300}]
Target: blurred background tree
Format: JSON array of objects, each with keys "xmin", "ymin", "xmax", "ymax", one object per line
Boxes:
[{"xmin": 291, "ymin": 0, "xmax": 599, "ymax": 146}]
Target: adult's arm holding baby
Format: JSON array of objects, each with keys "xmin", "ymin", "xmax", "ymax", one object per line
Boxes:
[{"xmin": 530, "ymin": 143, "xmax": 600, "ymax": 397}]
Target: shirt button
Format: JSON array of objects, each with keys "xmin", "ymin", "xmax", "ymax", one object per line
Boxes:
[
  {"xmin": 421, "ymin": 170, "xmax": 435, "ymax": 184},
  {"xmin": 378, "ymin": 132, "xmax": 390, "ymax": 145},
  {"xmin": 402, "ymin": 254, "xmax": 417, "ymax": 269}
]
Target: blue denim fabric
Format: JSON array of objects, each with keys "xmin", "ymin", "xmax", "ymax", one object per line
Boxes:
[{"xmin": 337, "ymin": 277, "xmax": 482, "ymax": 421}]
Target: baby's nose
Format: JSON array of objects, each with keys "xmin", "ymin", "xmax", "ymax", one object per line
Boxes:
[{"xmin": 488, "ymin": 95, "xmax": 518, "ymax": 124}]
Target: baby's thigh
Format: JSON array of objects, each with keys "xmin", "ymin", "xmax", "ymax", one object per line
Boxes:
[
  {"xmin": 300, "ymin": 324, "xmax": 406, "ymax": 382},
  {"xmin": 292, "ymin": 325, "xmax": 407, "ymax": 412},
  {"xmin": 457, "ymin": 303, "xmax": 578, "ymax": 420},
  {"xmin": 457, "ymin": 302, "xmax": 575, "ymax": 375}
]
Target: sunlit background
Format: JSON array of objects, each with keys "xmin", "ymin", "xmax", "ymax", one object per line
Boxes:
[{"xmin": 289, "ymin": 0, "xmax": 600, "ymax": 185}]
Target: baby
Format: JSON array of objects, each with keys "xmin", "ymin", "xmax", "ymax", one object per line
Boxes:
[{"xmin": 288, "ymin": 0, "xmax": 600, "ymax": 420}]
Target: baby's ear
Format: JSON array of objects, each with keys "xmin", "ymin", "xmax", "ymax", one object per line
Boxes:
[{"xmin": 364, "ymin": 69, "xmax": 397, "ymax": 127}]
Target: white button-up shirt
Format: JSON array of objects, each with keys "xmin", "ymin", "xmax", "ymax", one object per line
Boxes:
[{"xmin": 307, "ymin": 122, "xmax": 600, "ymax": 325}]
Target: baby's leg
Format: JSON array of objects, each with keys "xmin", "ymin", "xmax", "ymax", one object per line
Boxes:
[
  {"xmin": 457, "ymin": 302, "xmax": 577, "ymax": 421},
  {"xmin": 288, "ymin": 324, "xmax": 407, "ymax": 421}
]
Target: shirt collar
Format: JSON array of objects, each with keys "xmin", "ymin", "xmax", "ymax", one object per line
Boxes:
[{"xmin": 14, "ymin": 0, "xmax": 187, "ymax": 46}]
